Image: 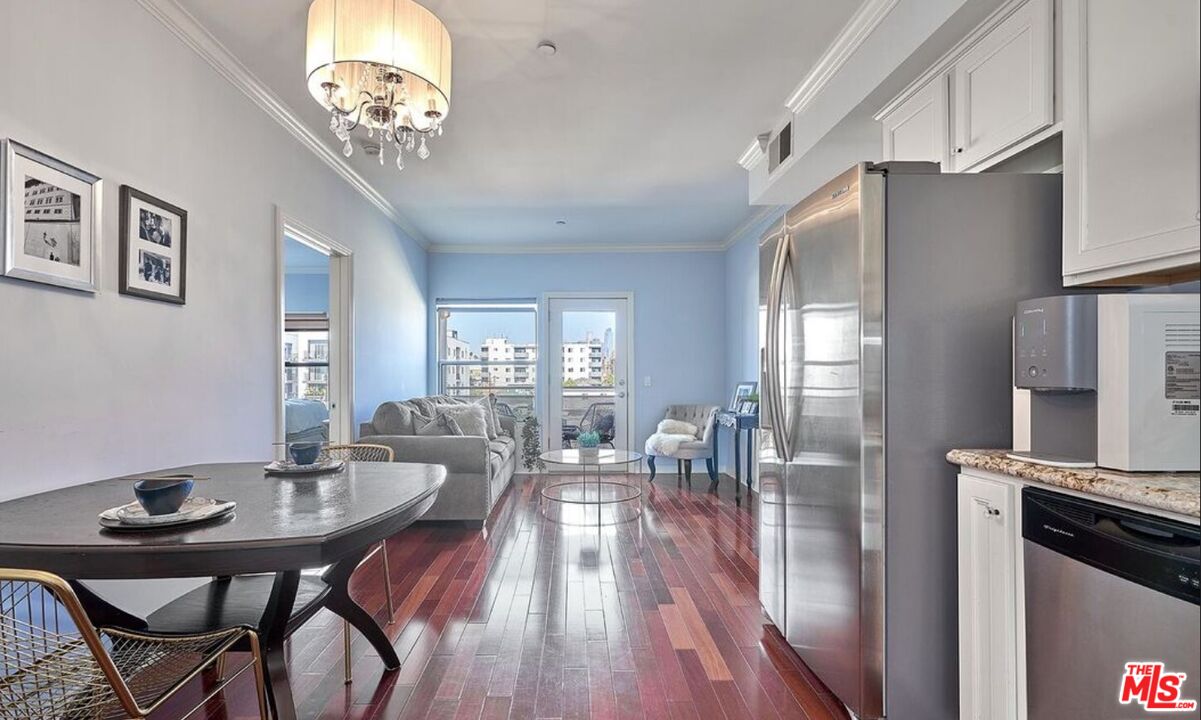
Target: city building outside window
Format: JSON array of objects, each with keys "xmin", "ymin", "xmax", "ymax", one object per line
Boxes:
[{"xmin": 436, "ymin": 301, "xmax": 538, "ymax": 421}]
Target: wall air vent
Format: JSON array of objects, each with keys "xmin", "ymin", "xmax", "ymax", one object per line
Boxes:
[{"xmin": 768, "ymin": 121, "xmax": 792, "ymax": 174}]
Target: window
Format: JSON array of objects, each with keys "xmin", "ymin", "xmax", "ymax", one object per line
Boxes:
[
  {"xmin": 283, "ymin": 313, "xmax": 330, "ymax": 404},
  {"xmin": 436, "ymin": 300, "xmax": 537, "ymax": 420}
]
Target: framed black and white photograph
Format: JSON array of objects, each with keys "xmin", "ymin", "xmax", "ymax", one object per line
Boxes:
[
  {"xmin": 729, "ymin": 381, "xmax": 757, "ymax": 412},
  {"xmin": 1, "ymin": 139, "xmax": 101, "ymax": 292},
  {"xmin": 119, "ymin": 185, "xmax": 187, "ymax": 304}
]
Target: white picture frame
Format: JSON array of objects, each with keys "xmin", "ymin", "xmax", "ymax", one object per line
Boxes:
[{"xmin": 1, "ymin": 139, "xmax": 102, "ymax": 293}]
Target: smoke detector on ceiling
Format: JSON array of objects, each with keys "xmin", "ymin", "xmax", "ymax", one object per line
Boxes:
[
  {"xmin": 537, "ymin": 40, "xmax": 557, "ymax": 56},
  {"xmin": 361, "ymin": 141, "xmax": 383, "ymax": 156}
]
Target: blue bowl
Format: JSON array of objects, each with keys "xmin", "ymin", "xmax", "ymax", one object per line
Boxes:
[
  {"xmin": 289, "ymin": 442, "xmax": 322, "ymax": 466},
  {"xmin": 133, "ymin": 476, "xmax": 194, "ymax": 516}
]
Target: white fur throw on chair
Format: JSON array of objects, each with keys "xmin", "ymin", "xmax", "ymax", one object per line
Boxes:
[
  {"xmin": 657, "ymin": 419, "xmax": 698, "ymax": 437},
  {"xmin": 644, "ymin": 419, "xmax": 701, "ymax": 456}
]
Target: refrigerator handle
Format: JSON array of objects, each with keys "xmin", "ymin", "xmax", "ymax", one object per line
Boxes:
[
  {"xmin": 763, "ymin": 237, "xmax": 782, "ymax": 458},
  {"xmin": 765, "ymin": 235, "xmax": 791, "ymax": 461}
]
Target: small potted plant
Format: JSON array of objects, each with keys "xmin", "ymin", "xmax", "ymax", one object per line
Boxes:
[{"xmin": 577, "ymin": 430, "xmax": 601, "ymax": 461}]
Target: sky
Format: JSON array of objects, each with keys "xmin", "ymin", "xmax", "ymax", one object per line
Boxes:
[{"xmin": 448, "ymin": 310, "xmax": 614, "ymax": 351}]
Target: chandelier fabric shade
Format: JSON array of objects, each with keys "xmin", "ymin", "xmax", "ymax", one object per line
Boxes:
[{"xmin": 305, "ymin": 0, "xmax": 452, "ymax": 124}]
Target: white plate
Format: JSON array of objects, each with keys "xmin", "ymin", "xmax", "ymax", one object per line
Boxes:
[
  {"xmin": 263, "ymin": 459, "xmax": 345, "ymax": 476},
  {"xmin": 99, "ymin": 497, "xmax": 236, "ymax": 531}
]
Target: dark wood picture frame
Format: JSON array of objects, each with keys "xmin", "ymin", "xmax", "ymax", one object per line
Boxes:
[{"xmin": 118, "ymin": 185, "xmax": 187, "ymax": 304}]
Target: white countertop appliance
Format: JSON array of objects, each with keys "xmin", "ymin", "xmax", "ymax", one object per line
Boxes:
[
  {"xmin": 758, "ymin": 162, "xmax": 1064, "ymax": 719},
  {"xmin": 1012, "ymin": 293, "xmax": 1199, "ymax": 471}
]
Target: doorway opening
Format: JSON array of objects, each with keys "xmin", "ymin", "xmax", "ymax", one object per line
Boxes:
[{"xmin": 276, "ymin": 211, "xmax": 353, "ymax": 449}]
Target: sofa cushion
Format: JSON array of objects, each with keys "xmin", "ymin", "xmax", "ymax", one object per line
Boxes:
[
  {"xmin": 488, "ymin": 437, "xmax": 515, "ymax": 463},
  {"xmin": 372, "ymin": 401, "xmax": 426, "ymax": 435},
  {"xmin": 416, "ymin": 412, "xmax": 463, "ymax": 436}
]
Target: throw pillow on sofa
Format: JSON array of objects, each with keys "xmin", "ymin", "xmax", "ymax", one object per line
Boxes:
[
  {"xmin": 431, "ymin": 404, "xmax": 489, "ymax": 438},
  {"xmin": 417, "ymin": 412, "xmax": 463, "ymax": 436},
  {"xmin": 468, "ymin": 396, "xmax": 499, "ymax": 440},
  {"xmin": 372, "ymin": 401, "xmax": 426, "ymax": 435}
]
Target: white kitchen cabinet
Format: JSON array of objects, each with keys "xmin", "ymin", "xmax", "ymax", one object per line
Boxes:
[
  {"xmin": 958, "ymin": 473, "xmax": 1020, "ymax": 720},
  {"xmin": 950, "ymin": 0, "xmax": 1053, "ymax": 171},
  {"xmin": 1062, "ymin": 0, "xmax": 1201, "ymax": 285},
  {"xmin": 880, "ymin": 76, "xmax": 950, "ymax": 168}
]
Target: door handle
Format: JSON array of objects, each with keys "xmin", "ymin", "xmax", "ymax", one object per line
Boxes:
[{"xmin": 765, "ymin": 235, "xmax": 792, "ymax": 461}]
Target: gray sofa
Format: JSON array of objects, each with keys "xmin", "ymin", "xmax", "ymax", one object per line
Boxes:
[{"xmin": 359, "ymin": 394, "xmax": 517, "ymax": 525}]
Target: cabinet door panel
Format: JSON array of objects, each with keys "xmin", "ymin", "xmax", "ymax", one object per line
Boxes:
[
  {"xmin": 1063, "ymin": 0, "xmax": 1201, "ymax": 284},
  {"xmin": 882, "ymin": 76, "xmax": 949, "ymax": 168},
  {"xmin": 952, "ymin": 0, "xmax": 1053, "ymax": 170},
  {"xmin": 958, "ymin": 474, "xmax": 1018, "ymax": 720}
]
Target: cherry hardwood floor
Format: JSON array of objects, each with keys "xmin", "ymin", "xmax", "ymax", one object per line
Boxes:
[{"xmin": 164, "ymin": 474, "xmax": 849, "ymax": 720}]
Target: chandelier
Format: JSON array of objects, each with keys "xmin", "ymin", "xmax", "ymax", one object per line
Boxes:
[{"xmin": 305, "ymin": 0, "xmax": 452, "ymax": 171}]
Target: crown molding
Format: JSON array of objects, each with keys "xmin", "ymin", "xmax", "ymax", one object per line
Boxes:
[
  {"xmin": 738, "ymin": 139, "xmax": 765, "ymax": 171},
  {"xmin": 784, "ymin": 0, "xmax": 900, "ymax": 114},
  {"xmin": 719, "ymin": 205, "xmax": 785, "ymax": 249},
  {"xmin": 736, "ymin": 0, "xmax": 898, "ymax": 170},
  {"xmin": 428, "ymin": 242, "xmax": 728, "ymax": 254},
  {"xmin": 135, "ymin": 0, "xmax": 429, "ymax": 248}
]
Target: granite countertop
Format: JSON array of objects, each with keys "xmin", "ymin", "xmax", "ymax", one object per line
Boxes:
[{"xmin": 947, "ymin": 449, "xmax": 1200, "ymax": 519}]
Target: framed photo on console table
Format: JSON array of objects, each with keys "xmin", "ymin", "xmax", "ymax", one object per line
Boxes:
[
  {"xmin": 729, "ymin": 381, "xmax": 758, "ymax": 413},
  {"xmin": 1, "ymin": 139, "xmax": 102, "ymax": 292},
  {"xmin": 119, "ymin": 185, "xmax": 187, "ymax": 304}
]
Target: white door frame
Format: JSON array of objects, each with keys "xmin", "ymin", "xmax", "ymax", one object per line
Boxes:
[
  {"xmin": 274, "ymin": 207, "xmax": 355, "ymax": 446},
  {"xmin": 540, "ymin": 291, "xmax": 635, "ymax": 455}
]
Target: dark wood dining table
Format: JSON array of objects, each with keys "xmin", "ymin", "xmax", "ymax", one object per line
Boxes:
[{"xmin": 0, "ymin": 461, "xmax": 446, "ymax": 720}]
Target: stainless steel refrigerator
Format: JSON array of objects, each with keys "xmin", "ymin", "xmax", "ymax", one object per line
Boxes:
[{"xmin": 758, "ymin": 162, "xmax": 1064, "ymax": 719}]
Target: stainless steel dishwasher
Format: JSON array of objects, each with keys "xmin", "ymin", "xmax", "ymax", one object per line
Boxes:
[{"xmin": 1023, "ymin": 487, "xmax": 1200, "ymax": 720}]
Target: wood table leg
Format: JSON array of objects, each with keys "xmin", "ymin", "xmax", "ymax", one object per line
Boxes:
[
  {"xmin": 322, "ymin": 549, "xmax": 402, "ymax": 670},
  {"xmin": 733, "ymin": 429, "xmax": 742, "ymax": 506},
  {"xmin": 712, "ymin": 428, "xmax": 720, "ymax": 484},
  {"xmin": 744, "ymin": 427, "xmax": 755, "ymax": 498},
  {"xmin": 260, "ymin": 571, "xmax": 300, "ymax": 720}
]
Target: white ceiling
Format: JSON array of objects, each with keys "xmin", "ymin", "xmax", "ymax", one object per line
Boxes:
[{"xmin": 176, "ymin": 0, "xmax": 859, "ymax": 249}]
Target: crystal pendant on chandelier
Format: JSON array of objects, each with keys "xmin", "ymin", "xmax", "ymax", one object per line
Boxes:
[{"xmin": 306, "ymin": 0, "xmax": 452, "ymax": 173}]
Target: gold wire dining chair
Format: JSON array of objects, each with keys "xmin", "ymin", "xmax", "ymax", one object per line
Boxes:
[
  {"xmin": 0, "ymin": 568, "xmax": 267, "ymax": 720},
  {"xmin": 321, "ymin": 443, "xmax": 396, "ymax": 684}
]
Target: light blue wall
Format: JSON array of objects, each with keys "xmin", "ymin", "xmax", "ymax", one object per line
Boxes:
[
  {"xmin": 284, "ymin": 273, "xmax": 329, "ymax": 313},
  {"xmin": 720, "ymin": 209, "xmax": 784, "ymax": 478},
  {"xmin": 428, "ymin": 251, "xmax": 728, "ymax": 459},
  {"xmin": 353, "ymin": 225, "xmax": 428, "ymax": 429}
]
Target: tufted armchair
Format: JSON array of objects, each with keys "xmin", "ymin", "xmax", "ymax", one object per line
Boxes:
[{"xmin": 645, "ymin": 404, "xmax": 721, "ymax": 483}]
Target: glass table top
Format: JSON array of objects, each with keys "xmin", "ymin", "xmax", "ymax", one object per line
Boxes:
[{"xmin": 539, "ymin": 448, "xmax": 643, "ymax": 465}]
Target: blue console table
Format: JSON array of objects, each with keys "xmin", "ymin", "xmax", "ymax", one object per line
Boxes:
[{"xmin": 714, "ymin": 410, "xmax": 757, "ymax": 505}]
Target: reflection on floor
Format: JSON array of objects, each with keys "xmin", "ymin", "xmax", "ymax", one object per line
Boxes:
[{"xmin": 164, "ymin": 473, "xmax": 848, "ymax": 719}]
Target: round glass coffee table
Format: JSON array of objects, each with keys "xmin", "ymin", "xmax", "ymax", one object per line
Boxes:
[{"xmin": 539, "ymin": 448, "xmax": 644, "ymax": 526}]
